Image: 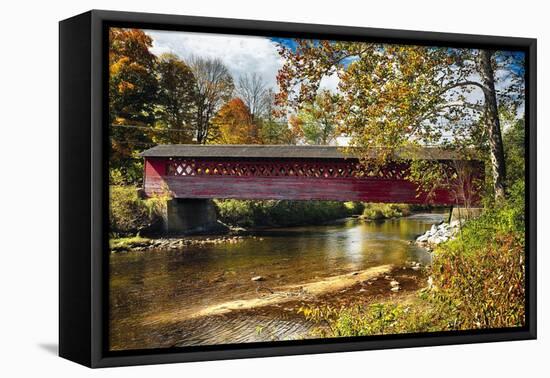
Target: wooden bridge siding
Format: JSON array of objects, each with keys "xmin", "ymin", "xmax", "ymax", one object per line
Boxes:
[
  {"xmin": 143, "ymin": 158, "xmax": 465, "ymax": 205},
  {"xmin": 144, "ymin": 175, "xmax": 455, "ymax": 204},
  {"xmin": 144, "ymin": 158, "xmax": 165, "ymax": 179}
]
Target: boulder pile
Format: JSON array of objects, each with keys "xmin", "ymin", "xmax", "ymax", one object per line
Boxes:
[{"xmin": 415, "ymin": 220, "xmax": 462, "ymax": 250}]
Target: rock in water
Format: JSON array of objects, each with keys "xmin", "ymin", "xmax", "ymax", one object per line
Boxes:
[
  {"xmin": 251, "ymin": 276, "xmax": 265, "ymax": 282},
  {"xmin": 390, "ymin": 280, "xmax": 400, "ymax": 287}
]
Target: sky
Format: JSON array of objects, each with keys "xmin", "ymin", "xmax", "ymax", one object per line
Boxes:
[{"xmin": 145, "ymin": 30, "xmax": 340, "ymax": 92}]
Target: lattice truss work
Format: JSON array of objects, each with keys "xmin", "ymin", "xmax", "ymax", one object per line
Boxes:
[{"xmin": 165, "ymin": 159, "xmax": 409, "ymax": 180}]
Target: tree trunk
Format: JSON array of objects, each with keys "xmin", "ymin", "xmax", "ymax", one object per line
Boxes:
[{"xmin": 479, "ymin": 50, "xmax": 507, "ymax": 201}]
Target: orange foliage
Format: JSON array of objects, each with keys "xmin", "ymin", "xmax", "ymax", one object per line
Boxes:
[{"xmin": 211, "ymin": 98, "xmax": 259, "ymax": 144}]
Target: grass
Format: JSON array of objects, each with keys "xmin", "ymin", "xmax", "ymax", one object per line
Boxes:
[
  {"xmin": 299, "ymin": 293, "xmax": 453, "ymax": 337},
  {"xmin": 109, "ymin": 235, "xmax": 151, "ymax": 251}
]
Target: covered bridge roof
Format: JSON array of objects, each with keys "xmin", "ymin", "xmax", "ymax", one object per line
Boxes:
[{"xmin": 140, "ymin": 144, "xmax": 465, "ymax": 160}]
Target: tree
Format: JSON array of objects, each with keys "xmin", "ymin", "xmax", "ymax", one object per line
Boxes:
[
  {"xmin": 478, "ymin": 50, "xmax": 506, "ymax": 199},
  {"xmin": 293, "ymin": 90, "xmax": 340, "ymax": 145},
  {"xmin": 252, "ymin": 87, "xmax": 300, "ymax": 145},
  {"xmin": 109, "ymin": 28, "xmax": 158, "ymax": 183},
  {"xmin": 259, "ymin": 120, "xmax": 299, "ymax": 145},
  {"xmin": 109, "ymin": 28, "xmax": 157, "ymax": 125},
  {"xmin": 276, "ymin": 41, "xmax": 524, "ymax": 200},
  {"xmin": 189, "ymin": 57, "xmax": 234, "ymax": 143},
  {"xmin": 211, "ymin": 98, "xmax": 259, "ymax": 144},
  {"xmin": 236, "ymin": 73, "xmax": 270, "ymax": 120},
  {"xmin": 288, "ymin": 114, "xmax": 305, "ymax": 141},
  {"xmin": 155, "ymin": 53, "xmax": 198, "ymax": 144},
  {"xmin": 503, "ymin": 117, "xmax": 525, "ymax": 188}
]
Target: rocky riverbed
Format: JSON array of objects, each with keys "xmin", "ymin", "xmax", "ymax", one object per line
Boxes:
[{"xmin": 110, "ymin": 235, "xmax": 263, "ymax": 253}]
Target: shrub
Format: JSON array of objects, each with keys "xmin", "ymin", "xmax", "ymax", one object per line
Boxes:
[
  {"xmin": 344, "ymin": 201, "xmax": 365, "ymax": 215},
  {"xmin": 109, "ymin": 185, "xmax": 168, "ymax": 236},
  {"xmin": 214, "ymin": 199, "xmax": 353, "ymax": 227},
  {"xmin": 430, "ymin": 233, "xmax": 525, "ymax": 329},
  {"xmin": 362, "ymin": 206, "xmax": 385, "ymax": 220},
  {"xmin": 361, "ymin": 203, "xmax": 411, "ymax": 220},
  {"xmin": 214, "ymin": 199, "xmax": 257, "ymax": 227},
  {"xmin": 503, "ymin": 119, "xmax": 525, "ymax": 188},
  {"xmin": 109, "ymin": 163, "xmax": 144, "ymax": 186},
  {"xmin": 429, "ymin": 190, "xmax": 526, "ymax": 329},
  {"xmin": 299, "ymin": 300, "xmax": 450, "ymax": 338}
]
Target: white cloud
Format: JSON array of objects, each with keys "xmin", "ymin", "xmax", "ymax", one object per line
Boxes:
[
  {"xmin": 319, "ymin": 71, "xmax": 340, "ymax": 92},
  {"xmin": 146, "ymin": 29, "xmax": 342, "ymax": 96},
  {"xmin": 145, "ymin": 29, "xmax": 285, "ymax": 90}
]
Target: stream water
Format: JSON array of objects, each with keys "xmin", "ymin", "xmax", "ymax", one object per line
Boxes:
[{"xmin": 109, "ymin": 212, "xmax": 447, "ymax": 350}]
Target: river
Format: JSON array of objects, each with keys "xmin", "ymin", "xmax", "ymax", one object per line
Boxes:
[{"xmin": 109, "ymin": 212, "xmax": 447, "ymax": 351}]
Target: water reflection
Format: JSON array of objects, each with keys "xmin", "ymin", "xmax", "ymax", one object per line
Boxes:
[{"xmin": 109, "ymin": 212, "xmax": 446, "ymax": 350}]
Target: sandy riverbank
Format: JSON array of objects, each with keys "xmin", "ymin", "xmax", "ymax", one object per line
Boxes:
[{"xmin": 142, "ymin": 265, "xmax": 393, "ymax": 325}]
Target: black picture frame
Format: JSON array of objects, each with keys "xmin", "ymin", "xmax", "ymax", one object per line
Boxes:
[{"xmin": 59, "ymin": 9, "xmax": 537, "ymax": 368}]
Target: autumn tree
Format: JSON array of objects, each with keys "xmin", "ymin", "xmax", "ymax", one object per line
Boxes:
[
  {"xmin": 155, "ymin": 53, "xmax": 198, "ymax": 144},
  {"xmin": 288, "ymin": 114, "xmax": 305, "ymax": 141},
  {"xmin": 236, "ymin": 73, "xmax": 270, "ymax": 120},
  {"xmin": 293, "ymin": 90, "xmax": 340, "ymax": 145},
  {"xmin": 276, "ymin": 41, "xmax": 524, "ymax": 200},
  {"xmin": 189, "ymin": 57, "xmax": 234, "ymax": 144},
  {"xmin": 259, "ymin": 120, "xmax": 299, "ymax": 145},
  {"xmin": 210, "ymin": 98, "xmax": 259, "ymax": 144},
  {"xmin": 253, "ymin": 87, "xmax": 299, "ymax": 144},
  {"xmin": 109, "ymin": 28, "xmax": 158, "ymax": 183}
]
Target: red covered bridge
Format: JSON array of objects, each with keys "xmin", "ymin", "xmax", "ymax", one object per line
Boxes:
[
  {"xmin": 141, "ymin": 145, "xmax": 482, "ymax": 205},
  {"xmin": 141, "ymin": 145, "xmax": 483, "ymax": 233}
]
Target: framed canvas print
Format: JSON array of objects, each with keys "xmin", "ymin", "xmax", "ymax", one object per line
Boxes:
[{"xmin": 59, "ymin": 10, "xmax": 536, "ymax": 368}]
